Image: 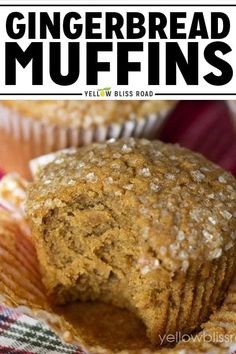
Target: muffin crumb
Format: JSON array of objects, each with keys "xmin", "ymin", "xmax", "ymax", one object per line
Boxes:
[{"xmin": 27, "ymin": 138, "xmax": 236, "ymax": 345}]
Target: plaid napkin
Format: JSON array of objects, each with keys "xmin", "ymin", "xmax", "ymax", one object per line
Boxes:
[
  {"xmin": 0, "ymin": 100, "xmax": 235, "ymax": 353},
  {"xmin": 161, "ymin": 100, "xmax": 236, "ymax": 176},
  {"xmin": 0, "ymin": 305, "xmax": 84, "ymax": 354}
]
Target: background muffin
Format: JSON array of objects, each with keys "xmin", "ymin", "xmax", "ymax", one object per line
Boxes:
[
  {"xmin": 0, "ymin": 100, "xmax": 176, "ymax": 179},
  {"xmin": 26, "ymin": 138, "xmax": 236, "ymax": 346}
]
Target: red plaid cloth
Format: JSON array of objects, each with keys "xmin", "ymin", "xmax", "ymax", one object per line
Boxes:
[
  {"xmin": 160, "ymin": 100, "xmax": 236, "ymax": 176},
  {"xmin": 0, "ymin": 100, "xmax": 235, "ymax": 353},
  {"xmin": 0, "ymin": 306, "xmax": 85, "ymax": 354}
]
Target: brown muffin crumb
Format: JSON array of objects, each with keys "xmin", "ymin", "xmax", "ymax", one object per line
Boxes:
[{"xmin": 26, "ymin": 138, "xmax": 236, "ymax": 345}]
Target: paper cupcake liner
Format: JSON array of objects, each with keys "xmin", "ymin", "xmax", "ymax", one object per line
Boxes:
[
  {"xmin": 227, "ymin": 101, "xmax": 236, "ymax": 129},
  {"xmin": 149, "ymin": 253, "xmax": 236, "ymax": 347},
  {"xmin": 0, "ymin": 104, "xmax": 174, "ymax": 179},
  {"xmin": 0, "ymin": 174, "xmax": 236, "ymax": 354},
  {"xmin": 0, "ymin": 105, "xmax": 172, "ymax": 147}
]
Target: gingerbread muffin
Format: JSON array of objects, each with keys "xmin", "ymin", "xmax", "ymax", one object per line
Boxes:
[
  {"xmin": 0, "ymin": 100, "xmax": 176, "ymax": 179},
  {"xmin": 26, "ymin": 138, "xmax": 236, "ymax": 346}
]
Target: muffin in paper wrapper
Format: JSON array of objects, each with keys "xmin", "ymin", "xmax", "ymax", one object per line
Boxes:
[
  {"xmin": 0, "ymin": 101, "xmax": 176, "ymax": 180},
  {"xmin": 1, "ymin": 174, "xmax": 236, "ymax": 354}
]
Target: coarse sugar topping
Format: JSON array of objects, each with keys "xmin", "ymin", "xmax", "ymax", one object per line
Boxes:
[
  {"xmin": 2, "ymin": 100, "xmax": 176, "ymax": 128},
  {"xmin": 27, "ymin": 138, "xmax": 236, "ymax": 273}
]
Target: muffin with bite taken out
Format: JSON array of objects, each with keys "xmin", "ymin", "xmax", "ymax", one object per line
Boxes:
[{"xmin": 26, "ymin": 138, "xmax": 236, "ymax": 346}]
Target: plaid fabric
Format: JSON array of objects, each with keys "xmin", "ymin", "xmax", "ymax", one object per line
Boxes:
[
  {"xmin": 161, "ymin": 100, "xmax": 236, "ymax": 176},
  {"xmin": 0, "ymin": 306, "xmax": 85, "ymax": 354}
]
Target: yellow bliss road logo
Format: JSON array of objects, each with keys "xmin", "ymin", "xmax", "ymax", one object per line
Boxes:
[{"xmin": 97, "ymin": 87, "xmax": 111, "ymax": 97}]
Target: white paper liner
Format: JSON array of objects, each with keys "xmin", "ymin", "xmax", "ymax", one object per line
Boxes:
[
  {"xmin": 227, "ymin": 101, "xmax": 236, "ymax": 114},
  {"xmin": 0, "ymin": 104, "xmax": 173, "ymax": 153},
  {"xmin": 227, "ymin": 101, "xmax": 236, "ymax": 128}
]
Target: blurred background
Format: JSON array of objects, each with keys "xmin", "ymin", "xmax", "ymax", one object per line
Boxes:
[
  {"xmin": 161, "ymin": 100, "xmax": 236, "ymax": 176},
  {"xmin": 0, "ymin": 100, "xmax": 235, "ymax": 178}
]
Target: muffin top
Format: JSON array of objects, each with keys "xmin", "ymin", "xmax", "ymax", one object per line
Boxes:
[
  {"xmin": 1, "ymin": 100, "xmax": 175, "ymax": 128},
  {"xmin": 27, "ymin": 138, "xmax": 236, "ymax": 273}
]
